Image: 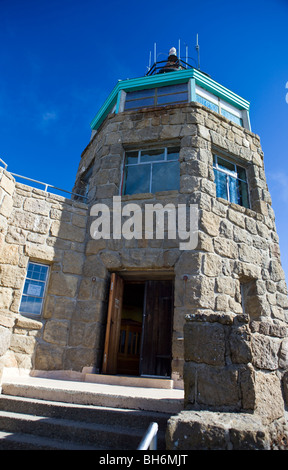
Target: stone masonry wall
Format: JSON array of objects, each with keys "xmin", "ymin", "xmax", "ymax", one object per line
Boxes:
[
  {"xmin": 73, "ymin": 102, "xmax": 288, "ymax": 447},
  {"xmin": 0, "ymin": 166, "xmax": 89, "ymax": 377}
]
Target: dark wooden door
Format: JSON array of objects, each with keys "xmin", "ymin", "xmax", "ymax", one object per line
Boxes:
[
  {"xmin": 140, "ymin": 280, "xmax": 173, "ymax": 377},
  {"xmin": 102, "ymin": 273, "xmax": 124, "ymax": 374}
]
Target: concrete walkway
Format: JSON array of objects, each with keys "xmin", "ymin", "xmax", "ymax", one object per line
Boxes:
[{"xmin": 1, "ymin": 374, "xmax": 184, "ymax": 414}]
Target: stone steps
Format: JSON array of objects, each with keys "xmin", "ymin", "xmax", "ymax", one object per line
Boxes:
[
  {"xmin": 0, "ymin": 376, "xmax": 183, "ymax": 450},
  {"xmin": 0, "ymin": 395, "xmax": 170, "ymax": 450}
]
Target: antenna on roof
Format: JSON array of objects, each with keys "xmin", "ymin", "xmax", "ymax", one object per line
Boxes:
[
  {"xmin": 154, "ymin": 43, "xmax": 157, "ymax": 64},
  {"xmin": 196, "ymin": 33, "xmax": 200, "ymax": 70},
  {"xmin": 148, "ymin": 50, "xmax": 152, "ymax": 71}
]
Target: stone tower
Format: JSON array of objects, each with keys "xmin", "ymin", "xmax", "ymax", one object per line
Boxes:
[
  {"xmin": 0, "ymin": 46, "xmax": 288, "ymax": 449},
  {"xmin": 72, "ymin": 48, "xmax": 288, "ymax": 449}
]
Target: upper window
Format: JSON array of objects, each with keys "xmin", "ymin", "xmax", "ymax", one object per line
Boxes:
[
  {"xmin": 122, "ymin": 147, "xmax": 180, "ymax": 195},
  {"xmin": 213, "ymin": 155, "xmax": 249, "ymax": 208},
  {"xmin": 196, "ymin": 94, "xmax": 219, "ymax": 113},
  {"xmin": 195, "ymin": 85, "xmax": 244, "ymax": 127},
  {"xmin": 19, "ymin": 262, "xmax": 49, "ymax": 316},
  {"xmin": 124, "ymin": 84, "xmax": 188, "ymax": 111},
  {"xmin": 220, "ymin": 108, "xmax": 243, "ymax": 127}
]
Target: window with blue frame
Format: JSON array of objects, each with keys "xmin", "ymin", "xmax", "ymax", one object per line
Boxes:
[
  {"xmin": 220, "ymin": 108, "xmax": 243, "ymax": 127},
  {"xmin": 123, "ymin": 147, "xmax": 180, "ymax": 195},
  {"xmin": 195, "ymin": 94, "xmax": 219, "ymax": 113},
  {"xmin": 124, "ymin": 84, "xmax": 188, "ymax": 111},
  {"xmin": 19, "ymin": 262, "xmax": 49, "ymax": 316},
  {"xmin": 213, "ymin": 155, "xmax": 249, "ymax": 208}
]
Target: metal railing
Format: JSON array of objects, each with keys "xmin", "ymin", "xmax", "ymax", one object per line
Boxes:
[
  {"xmin": 137, "ymin": 422, "xmax": 158, "ymax": 450},
  {"xmin": 0, "ymin": 158, "xmax": 87, "ymax": 202},
  {"xmin": 0, "ymin": 158, "xmax": 8, "ymax": 170}
]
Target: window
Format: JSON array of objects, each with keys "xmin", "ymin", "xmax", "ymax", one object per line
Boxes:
[
  {"xmin": 221, "ymin": 108, "xmax": 243, "ymax": 127},
  {"xmin": 195, "ymin": 85, "xmax": 244, "ymax": 127},
  {"xmin": 196, "ymin": 94, "xmax": 219, "ymax": 113},
  {"xmin": 19, "ymin": 262, "xmax": 49, "ymax": 316},
  {"xmin": 124, "ymin": 84, "xmax": 188, "ymax": 111},
  {"xmin": 123, "ymin": 147, "xmax": 180, "ymax": 195},
  {"xmin": 213, "ymin": 155, "xmax": 249, "ymax": 208},
  {"xmin": 78, "ymin": 165, "xmax": 93, "ymax": 200}
]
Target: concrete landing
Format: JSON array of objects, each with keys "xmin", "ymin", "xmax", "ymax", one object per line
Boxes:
[{"xmin": 1, "ymin": 375, "xmax": 184, "ymax": 414}]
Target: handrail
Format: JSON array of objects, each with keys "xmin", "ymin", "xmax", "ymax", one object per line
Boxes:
[
  {"xmin": 10, "ymin": 172, "xmax": 87, "ymax": 201},
  {"xmin": 0, "ymin": 157, "xmax": 87, "ymax": 201},
  {"xmin": 137, "ymin": 422, "xmax": 158, "ymax": 450},
  {"xmin": 0, "ymin": 158, "xmax": 8, "ymax": 170}
]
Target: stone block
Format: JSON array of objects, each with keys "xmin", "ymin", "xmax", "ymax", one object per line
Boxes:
[
  {"xmin": 35, "ymin": 343, "xmax": 64, "ymax": 370},
  {"xmin": 51, "ymin": 220, "xmax": 85, "ymax": 243},
  {"xmin": 202, "ymin": 253, "xmax": 222, "ymax": 277},
  {"xmin": 0, "ymin": 195, "xmax": 13, "ymax": 217},
  {"xmin": 10, "ymin": 335, "xmax": 36, "ymax": 355},
  {"xmin": 23, "ymin": 198, "xmax": 50, "ymax": 216},
  {"xmin": 252, "ymin": 333, "xmax": 281, "ymax": 370},
  {"xmin": 254, "ymin": 371, "xmax": 285, "ymax": 424},
  {"xmin": 48, "ymin": 272, "xmax": 79, "ymax": 297},
  {"xmin": 43, "ymin": 320, "xmax": 69, "ymax": 346},
  {"xmin": 64, "ymin": 347, "xmax": 96, "ymax": 372},
  {"xmin": 229, "ymin": 324, "xmax": 252, "ymax": 364},
  {"xmin": 0, "ymin": 326, "xmax": 11, "ymax": 356},
  {"xmin": 0, "ymin": 265, "xmax": 25, "ymax": 289},
  {"xmin": 0, "ymin": 173, "xmax": 15, "ymax": 195},
  {"xmin": 184, "ymin": 321, "xmax": 225, "ymax": 365},
  {"xmin": 227, "ymin": 209, "xmax": 245, "ymax": 228},
  {"xmin": 200, "ymin": 210, "xmax": 220, "ymax": 237},
  {"xmin": 24, "ymin": 242, "xmax": 55, "ymax": 262},
  {"xmin": 63, "ymin": 251, "xmax": 84, "ymax": 275},
  {"xmin": 0, "ymin": 287, "xmax": 13, "ymax": 310},
  {"xmin": 184, "ymin": 363, "xmax": 240, "ymax": 409},
  {"xmin": 166, "ymin": 410, "xmax": 269, "ymax": 450}
]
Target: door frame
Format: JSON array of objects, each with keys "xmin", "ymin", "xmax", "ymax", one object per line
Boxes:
[{"xmin": 102, "ymin": 271, "xmax": 174, "ymax": 377}]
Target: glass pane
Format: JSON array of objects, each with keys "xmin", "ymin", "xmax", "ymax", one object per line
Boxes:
[
  {"xmin": 126, "ymin": 151, "xmax": 138, "ymax": 165},
  {"xmin": 123, "ymin": 164, "xmax": 151, "ymax": 195},
  {"xmin": 157, "ymin": 92, "xmax": 188, "ymax": 105},
  {"xmin": 221, "ymin": 108, "xmax": 243, "ymax": 126},
  {"xmin": 238, "ymin": 180, "xmax": 249, "ymax": 208},
  {"xmin": 151, "ymin": 161, "xmax": 180, "ymax": 192},
  {"xmin": 237, "ymin": 165, "xmax": 247, "ymax": 181},
  {"xmin": 140, "ymin": 149, "xmax": 165, "ymax": 163},
  {"xmin": 196, "ymin": 94, "xmax": 219, "ymax": 113},
  {"xmin": 23, "ymin": 279, "xmax": 45, "ymax": 297},
  {"xmin": 27, "ymin": 263, "xmax": 48, "ymax": 281},
  {"xmin": 20, "ymin": 296, "xmax": 43, "ymax": 315},
  {"xmin": 217, "ymin": 157, "xmax": 236, "ymax": 174},
  {"xmin": 167, "ymin": 147, "xmax": 180, "ymax": 161},
  {"xmin": 228, "ymin": 176, "xmax": 238, "ymax": 204},
  {"xmin": 126, "ymin": 89, "xmax": 155, "ymax": 100},
  {"xmin": 124, "ymin": 97, "xmax": 155, "ymax": 110},
  {"xmin": 214, "ymin": 169, "xmax": 228, "ymax": 200},
  {"xmin": 157, "ymin": 83, "xmax": 188, "ymax": 95}
]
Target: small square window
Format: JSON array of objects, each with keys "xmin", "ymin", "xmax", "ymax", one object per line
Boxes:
[{"xmin": 20, "ymin": 262, "xmax": 49, "ymax": 316}]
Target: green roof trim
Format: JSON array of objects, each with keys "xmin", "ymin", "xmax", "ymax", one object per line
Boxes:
[{"xmin": 90, "ymin": 68, "xmax": 250, "ymax": 131}]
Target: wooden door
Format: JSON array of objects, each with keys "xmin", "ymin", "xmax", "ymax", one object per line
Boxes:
[
  {"xmin": 140, "ymin": 280, "xmax": 173, "ymax": 377},
  {"xmin": 102, "ymin": 273, "xmax": 124, "ymax": 374}
]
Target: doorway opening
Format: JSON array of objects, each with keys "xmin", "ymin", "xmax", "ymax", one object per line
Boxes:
[{"xmin": 102, "ymin": 273, "xmax": 174, "ymax": 378}]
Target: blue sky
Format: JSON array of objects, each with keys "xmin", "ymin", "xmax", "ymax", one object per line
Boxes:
[{"xmin": 1, "ymin": 0, "xmax": 288, "ymax": 281}]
